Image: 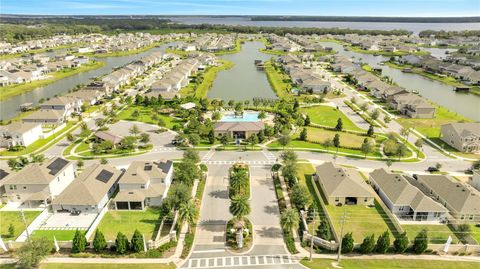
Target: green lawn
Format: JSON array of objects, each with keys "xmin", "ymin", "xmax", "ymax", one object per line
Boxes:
[
  {"xmin": 0, "ymin": 61, "xmax": 105, "ymax": 101},
  {"xmin": 325, "ymin": 201, "xmax": 396, "ymax": 242},
  {"xmin": 40, "ymin": 264, "xmax": 176, "ymax": 269},
  {"xmin": 300, "ymin": 105, "xmax": 364, "ymax": 132},
  {"xmin": 264, "ymin": 60, "xmax": 292, "ymax": 99},
  {"xmin": 470, "ymin": 225, "xmax": 480, "ymax": 244},
  {"xmin": 95, "ymin": 207, "xmax": 162, "ymax": 241},
  {"xmin": 402, "ymin": 224, "xmax": 459, "ymax": 244},
  {"xmin": 0, "ymin": 211, "xmax": 41, "ymax": 240},
  {"xmin": 180, "ymin": 59, "xmax": 234, "ymax": 98},
  {"xmin": 117, "ymin": 105, "xmax": 184, "ymax": 130},
  {"xmin": 301, "ymin": 258, "xmax": 480, "ymax": 269},
  {"xmin": 31, "ymin": 229, "xmax": 78, "ymax": 241}
]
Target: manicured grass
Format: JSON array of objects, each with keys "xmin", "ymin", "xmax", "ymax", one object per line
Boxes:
[
  {"xmin": 264, "ymin": 60, "xmax": 292, "ymax": 99},
  {"xmin": 0, "ymin": 61, "xmax": 105, "ymax": 101},
  {"xmin": 95, "ymin": 207, "xmax": 162, "ymax": 241},
  {"xmin": 0, "ymin": 211, "xmax": 41, "ymax": 240},
  {"xmin": 348, "ymin": 46, "xmax": 430, "ymax": 57},
  {"xmin": 402, "ymin": 224, "xmax": 459, "ymax": 244},
  {"xmin": 470, "ymin": 225, "xmax": 480, "ymax": 244},
  {"xmin": 325, "ymin": 201, "xmax": 396, "ymax": 242},
  {"xmin": 40, "ymin": 264, "xmax": 176, "ymax": 269},
  {"xmin": 0, "ymin": 122, "xmax": 76, "ymax": 157},
  {"xmin": 31, "ymin": 229, "xmax": 78, "ymax": 241},
  {"xmin": 180, "ymin": 60, "xmax": 234, "ymax": 98},
  {"xmin": 82, "ymin": 42, "xmax": 166, "ymax": 58},
  {"xmin": 300, "ymin": 105, "xmax": 364, "ymax": 132},
  {"xmin": 301, "ymin": 258, "xmax": 480, "ymax": 269},
  {"xmin": 117, "ymin": 105, "xmax": 184, "ymax": 129}
]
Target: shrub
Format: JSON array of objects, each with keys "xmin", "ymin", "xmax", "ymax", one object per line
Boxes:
[
  {"xmin": 93, "ymin": 230, "xmax": 107, "ymax": 252},
  {"xmin": 131, "ymin": 229, "xmax": 144, "ymax": 253},
  {"xmin": 72, "ymin": 230, "xmax": 87, "ymax": 253},
  {"xmin": 412, "ymin": 229, "xmax": 428, "ymax": 254},
  {"xmin": 393, "ymin": 232, "xmax": 409, "ymax": 253},
  {"xmin": 341, "ymin": 232, "xmax": 354, "ymax": 253},
  {"xmin": 360, "ymin": 234, "xmax": 376, "ymax": 254},
  {"xmin": 375, "ymin": 230, "xmax": 390, "ymax": 253},
  {"xmin": 115, "ymin": 232, "xmax": 129, "ymax": 255}
]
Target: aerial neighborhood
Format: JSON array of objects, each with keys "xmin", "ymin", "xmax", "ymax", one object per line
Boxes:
[{"xmin": 0, "ymin": 13, "xmax": 479, "ymax": 269}]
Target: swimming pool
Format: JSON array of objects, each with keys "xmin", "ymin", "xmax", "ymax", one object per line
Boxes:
[{"xmin": 220, "ymin": 112, "xmax": 260, "ymax": 122}]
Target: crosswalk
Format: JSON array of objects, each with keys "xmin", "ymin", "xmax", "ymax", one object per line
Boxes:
[
  {"xmin": 201, "ymin": 149, "xmax": 216, "ymax": 163},
  {"xmin": 262, "ymin": 150, "xmax": 277, "ymax": 163},
  {"xmin": 202, "ymin": 160, "xmax": 276, "ymax": 165},
  {"xmin": 185, "ymin": 254, "xmax": 296, "ymax": 268},
  {"xmin": 152, "ymin": 147, "xmax": 178, "ymax": 152}
]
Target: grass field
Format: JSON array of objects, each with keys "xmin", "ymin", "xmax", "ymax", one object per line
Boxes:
[
  {"xmin": 471, "ymin": 225, "xmax": 480, "ymax": 244},
  {"xmin": 325, "ymin": 201, "xmax": 396, "ymax": 242},
  {"xmin": 117, "ymin": 105, "xmax": 184, "ymax": 130},
  {"xmin": 402, "ymin": 224, "xmax": 460, "ymax": 244},
  {"xmin": 40, "ymin": 264, "xmax": 176, "ymax": 269},
  {"xmin": 95, "ymin": 207, "xmax": 162, "ymax": 241},
  {"xmin": 301, "ymin": 258, "xmax": 480, "ymax": 269},
  {"xmin": 300, "ymin": 105, "xmax": 364, "ymax": 132},
  {"xmin": 31, "ymin": 229, "xmax": 78, "ymax": 241},
  {"xmin": 0, "ymin": 61, "xmax": 105, "ymax": 101},
  {"xmin": 264, "ymin": 60, "xmax": 292, "ymax": 99},
  {"xmin": 180, "ymin": 60, "xmax": 234, "ymax": 98},
  {"xmin": 0, "ymin": 211, "xmax": 41, "ymax": 240}
]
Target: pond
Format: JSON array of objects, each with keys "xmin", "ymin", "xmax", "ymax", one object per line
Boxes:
[
  {"xmin": 0, "ymin": 42, "xmax": 178, "ymax": 121},
  {"xmin": 207, "ymin": 41, "xmax": 277, "ymax": 101},
  {"xmin": 320, "ymin": 41, "xmax": 480, "ymax": 121}
]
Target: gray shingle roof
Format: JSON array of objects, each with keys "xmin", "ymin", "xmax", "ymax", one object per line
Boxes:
[{"xmin": 315, "ymin": 162, "xmax": 373, "ymax": 198}]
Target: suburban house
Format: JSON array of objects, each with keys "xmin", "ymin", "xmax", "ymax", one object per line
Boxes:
[
  {"xmin": 52, "ymin": 164, "xmax": 122, "ymax": 213},
  {"xmin": 2, "ymin": 158, "xmax": 74, "ymax": 207},
  {"xmin": 410, "ymin": 174, "xmax": 480, "ymax": 222},
  {"xmin": 440, "ymin": 123, "xmax": 480, "ymax": 153},
  {"xmin": 390, "ymin": 93, "xmax": 435, "ymax": 118},
  {"xmin": 39, "ymin": 96, "xmax": 82, "ymax": 118},
  {"xmin": 22, "ymin": 109, "xmax": 65, "ymax": 127},
  {"xmin": 0, "ymin": 122, "xmax": 43, "ymax": 148},
  {"xmin": 470, "ymin": 170, "xmax": 480, "ymax": 192},
  {"xmin": 0, "ymin": 169, "xmax": 12, "ymax": 204},
  {"xmin": 94, "ymin": 131, "xmax": 123, "ymax": 147},
  {"xmin": 114, "ymin": 160, "xmax": 173, "ymax": 210},
  {"xmin": 214, "ymin": 121, "xmax": 265, "ymax": 140},
  {"xmin": 66, "ymin": 90, "xmax": 105, "ymax": 106},
  {"xmin": 314, "ymin": 162, "xmax": 374, "ymax": 206},
  {"xmin": 369, "ymin": 169, "xmax": 448, "ymax": 222}
]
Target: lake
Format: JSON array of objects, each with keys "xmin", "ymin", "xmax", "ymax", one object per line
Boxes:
[
  {"xmin": 207, "ymin": 41, "xmax": 277, "ymax": 101},
  {"xmin": 168, "ymin": 16, "xmax": 480, "ymax": 35}
]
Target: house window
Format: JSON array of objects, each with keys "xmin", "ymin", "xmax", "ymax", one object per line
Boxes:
[
  {"xmin": 140, "ymin": 185, "xmax": 145, "ymax": 189},
  {"xmin": 335, "ymin": 197, "xmax": 339, "ymax": 202},
  {"xmin": 23, "ymin": 186, "xmax": 26, "ymax": 190},
  {"xmin": 469, "ymin": 216, "xmax": 474, "ymax": 220},
  {"xmin": 364, "ymin": 198, "xmax": 368, "ymax": 202}
]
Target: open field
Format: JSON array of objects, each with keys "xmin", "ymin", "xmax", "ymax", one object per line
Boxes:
[
  {"xmin": 31, "ymin": 229, "xmax": 78, "ymax": 241},
  {"xmin": 300, "ymin": 105, "xmax": 364, "ymax": 132},
  {"xmin": 0, "ymin": 211, "xmax": 41, "ymax": 240},
  {"xmin": 117, "ymin": 105, "xmax": 184, "ymax": 130},
  {"xmin": 180, "ymin": 59, "xmax": 234, "ymax": 98},
  {"xmin": 401, "ymin": 224, "xmax": 460, "ymax": 244},
  {"xmin": 95, "ymin": 207, "xmax": 162, "ymax": 241},
  {"xmin": 301, "ymin": 258, "xmax": 480, "ymax": 269},
  {"xmin": 81, "ymin": 42, "xmax": 166, "ymax": 58},
  {"xmin": 0, "ymin": 61, "xmax": 105, "ymax": 101},
  {"xmin": 264, "ymin": 60, "xmax": 292, "ymax": 99}
]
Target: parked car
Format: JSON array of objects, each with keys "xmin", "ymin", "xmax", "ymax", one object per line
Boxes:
[{"xmin": 427, "ymin": 166, "xmax": 439, "ymax": 172}]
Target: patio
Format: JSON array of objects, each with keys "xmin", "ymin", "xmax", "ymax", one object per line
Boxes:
[{"xmin": 39, "ymin": 212, "xmax": 98, "ymax": 230}]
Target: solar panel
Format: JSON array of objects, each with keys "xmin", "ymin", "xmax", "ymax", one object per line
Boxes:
[
  {"xmin": 46, "ymin": 158, "xmax": 69, "ymax": 175},
  {"xmin": 144, "ymin": 165, "xmax": 153, "ymax": 171},
  {"xmin": 96, "ymin": 169, "xmax": 114, "ymax": 183}
]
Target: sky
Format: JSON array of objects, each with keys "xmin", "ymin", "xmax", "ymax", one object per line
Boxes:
[{"xmin": 1, "ymin": 0, "xmax": 479, "ymax": 16}]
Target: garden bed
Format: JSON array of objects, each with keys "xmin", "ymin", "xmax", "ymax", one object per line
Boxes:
[{"xmin": 226, "ymin": 217, "xmax": 253, "ymax": 251}]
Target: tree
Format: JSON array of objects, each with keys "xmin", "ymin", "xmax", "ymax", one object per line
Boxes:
[
  {"xmin": 208, "ymin": 129, "xmax": 216, "ymax": 144},
  {"xmin": 212, "ymin": 111, "xmax": 221, "ymax": 121},
  {"xmin": 131, "ymin": 109, "xmax": 140, "ymax": 118},
  {"xmin": 471, "ymin": 160, "xmax": 480, "ymax": 171},
  {"xmin": 367, "ymin": 125, "xmax": 375, "ymax": 137},
  {"xmin": 386, "ymin": 159, "xmax": 393, "ymax": 170},
  {"xmin": 400, "ymin": 127, "xmax": 410, "ymax": 141},
  {"xmin": 139, "ymin": 133, "xmax": 150, "ymax": 144},
  {"xmin": 8, "ymin": 224, "xmax": 14, "ymax": 238},
  {"xmin": 188, "ymin": 133, "xmax": 201, "ymax": 146},
  {"xmin": 17, "ymin": 237, "xmax": 52, "ymax": 269},
  {"xmin": 361, "ymin": 138, "xmax": 372, "ymax": 158},
  {"xmin": 371, "ymin": 109, "xmax": 380, "ymax": 121},
  {"xmin": 360, "ymin": 103, "xmax": 368, "ymax": 111},
  {"xmin": 322, "ymin": 138, "xmax": 333, "ymax": 150},
  {"xmin": 157, "ymin": 118, "xmax": 166, "ymax": 127},
  {"xmin": 278, "ymin": 135, "xmax": 291, "ymax": 149},
  {"xmin": 341, "ymin": 232, "xmax": 354, "ymax": 253},
  {"xmin": 335, "ymin": 118, "xmax": 343, "ymax": 131},
  {"xmin": 229, "ymin": 195, "xmax": 251, "ymax": 219},
  {"xmin": 282, "ymin": 162, "xmax": 298, "ymax": 187},
  {"xmin": 258, "ymin": 111, "xmax": 267, "ymax": 120},
  {"xmin": 175, "ymin": 161, "xmax": 200, "ymax": 186},
  {"xmin": 280, "ymin": 208, "xmax": 300, "ymax": 234},
  {"xmin": 93, "ymin": 230, "xmax": 107, "ymax": 252},
  {"xmin": 131, "ymin": 229, "xmax": 144, "ymax": 253},
  {"xmin": 77, "ymin": 160, "xmax": 84, "ymax": 170},
  {"xmin": 396, "ymin": 144, "xmax": 409, "ymax": 160},
  {"xmin": 317, "ymin": 218, "xmax": 331, "ymax": 241},
  {"xmin": 384, "ymin": 115, "xmax": 392, "ymax": 124},
  {"xmin": 456, "ymin": 224, "xmax": 471, "ymax": 241},
  {"xmin": 221, "ymin": 134, "xmax": 231, "ymax": 148},
  {"xmin": 360, "ymin": 234, "xmax": 376, "ymax": 254},
  {"xmin": 375, "ymin": 230, "xmax": 390, "ymax": 253},
  {"xmin": 100, "ymin": 158, "xmax": 108, "ymax": 165},
  {"xmin": 115, "ymin": 232, "xmax": 129, "ymax": 254},
  {"xmin": 129, "ymin": 124, "xmax": 140, "ymax": 137},
  {"xmin": 72, "ymin": 229, "xmax": 87, "ymax": 253},
  {"xmin": 291, "ymin": 185, "xmax": 312, "ymax": 209},
  {"xmin": 304, "ymin": 115, "xmax": 311, "ymax": 126},
  {"xmin": 299, "ymin": 128, "xmax": 308, "ymax": 141},
  {"xmin": 393, "ymin": 232, "xmax": 409, "ymax": 253},
  {"xmin": 435, "ymin": 162, "xmax": 442, "ymax": 170},
  {"xmin": 333, "ymin": 133, "xmax": 340, "ymax": 151},
  {"xmin": 66, "ymin": 133, "xmax": 75, "ymax": 142},
  {"xmin": 281, "ymin": 150, "xmax": 298, "ymax": 163},
  {"xmin": 30, "ymin": 154, "xmax": 45, "ymax": 163},
  {"xmin": 415, "ymin": 138, "xmax": 423, "ymax": 154},
  {"xmin": 178, "ymin": 200, "xmax": 198, "ymax": 233},
  {"xmin": 412, "ymin": 229, "xmax": 428, "ymax": 254},
  {"xmin": 120, "ymin": 136, "xmax": 137, "ymax": 150},
  {"xmin": 184, "ymin": 148, "xmax": 200, "ymax": 164}
]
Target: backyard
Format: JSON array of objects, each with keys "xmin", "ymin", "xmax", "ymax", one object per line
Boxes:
[
  {"xmin": 401, "ymin": 224, "xmax": 459, "ymax": 244},
  {"xmin": 95, "ymin": 207, "xmax": 162, "ymax": 241},
  {"xmin": 300, "ymin": 105, "xmax": 364, "ymax": 132},
  {"xmin": 31, "ymin": 229, "xmax": 78, "ymax": 241},
  {"xmin": 0, "ymin": 211, "xmax": 41, "ymax": 240}
]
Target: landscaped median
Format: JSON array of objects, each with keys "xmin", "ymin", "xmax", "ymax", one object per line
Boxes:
[{"xmin": 0, "ymin": 61, "xmax": 105, "ymax": 101}]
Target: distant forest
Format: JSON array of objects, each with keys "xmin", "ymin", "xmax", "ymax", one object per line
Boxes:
[
  {"xmin": 250, "ymin": 16, "xmax": 480, "ymax": 23},
  {"xmin": 0, "ymin": 16, "xmax": 476, "ymax": 43}
]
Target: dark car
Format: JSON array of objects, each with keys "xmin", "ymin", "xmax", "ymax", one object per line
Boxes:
[{"xmin": 427, "ymin": 166, "xmax": 439, "ymax": 172}]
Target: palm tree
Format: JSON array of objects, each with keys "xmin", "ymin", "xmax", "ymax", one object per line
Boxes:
[
  {"xmin": 178, "ymin": 200, "xmax": 198, "ymax": 233},
  {"xmin": 229, "ymin": 171, "xmax": 248, "ymax": 197},
  {"xmin": 281, "ymin": 208, "xmax": 300, "ymax": 235},
  {"xmin": 229, "ymin": 195, "xmax": 251, "ymax": 220}
]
